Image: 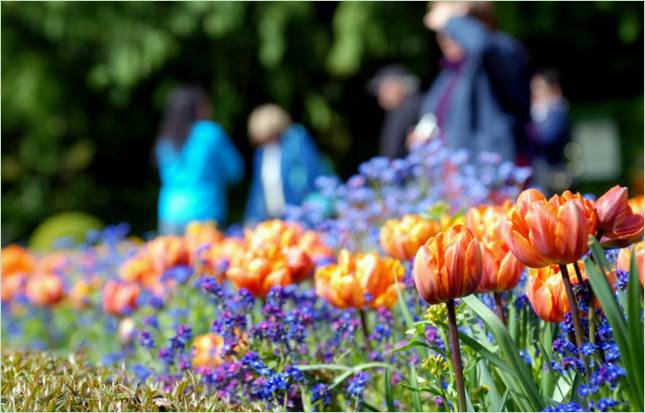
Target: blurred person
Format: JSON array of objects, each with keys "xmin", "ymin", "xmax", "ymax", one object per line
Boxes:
[
  {"xmin": 245, "ymin": 104, "xmax": 331, "ymax": 223},
  {"xmin": 155, "ymin": 86, "xmax": 244, "ymax": 235},
  {"xmin": 411, "ymin": 1, "xmax": 531, "ymax": 164},
  {"xmin": 367, "ymin": 65, "xmax": 423, "ymax": 159},
  {"xmin": 530, "ymin": 69, "xmax": 572, "ymax": 194}
]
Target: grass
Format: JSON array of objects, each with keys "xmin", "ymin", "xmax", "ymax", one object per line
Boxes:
[{"xmin": 0, "ymin": 350, "xmax": 248, "ymax": 412}]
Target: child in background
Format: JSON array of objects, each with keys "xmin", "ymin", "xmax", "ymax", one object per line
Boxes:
[
  {"xmin": 245, "ymin": 104, "xmax": 332, "ymax": 224},
  {"xmin": 155, "ymin": 86, "xmax": 244, "ymax": 234}
]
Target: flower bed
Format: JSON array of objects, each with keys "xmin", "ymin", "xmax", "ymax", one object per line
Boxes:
[{"xmin": 2, "ymin": 142, "xmax": 643, "ymax": 412}]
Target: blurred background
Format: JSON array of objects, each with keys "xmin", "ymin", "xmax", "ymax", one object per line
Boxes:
[{"xmin": 2, "ymin": 1, "xmax": 643, "ymax": 246}]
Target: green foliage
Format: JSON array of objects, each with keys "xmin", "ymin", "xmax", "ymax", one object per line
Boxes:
[
  {"xmin": 586, "ymin": 238, "xmax": 644, "ymax": 412},
  {"xmin": 0, "ymin": 350, "xmax": 244, "ymax": 412},
  {"xmin": 2, "ymin": 2, "xmax": 643, "ymax": 244},
  {"xmin": 29, "ymin": 211, "xmax": 103, "ymax": 251}
]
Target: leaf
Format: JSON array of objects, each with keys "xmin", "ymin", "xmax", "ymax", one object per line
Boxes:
[
  {"xmin": 495, "ymin": 388, "xmax": 510, "ymax": 412},
  {"xmin": 384, "ymin": 368, "xmax": 395, "ymax": 412},
  {"xmin": 462, "ymin": 295, "xmax": 545, "ymax": 411},
  {"xmin": 409, "ymin": 365, "xmax": 422, "ymax": 412},
  {"xmin": 627, "ymin": 248, "xmax": 644, "ymax": 397},
  {"xmin": 584, "ymin": 250, "xmax": 643, "ymax": 412}
]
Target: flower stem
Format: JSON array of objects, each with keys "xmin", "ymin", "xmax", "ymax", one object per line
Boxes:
[
  {"xmin": 359, "ymin": 309, "xmax": 372, "ymax": 353},
  {"xmin": 446, "ymin": 299, "xmax": 466, "ymax": 412},
  {"xmin": 493, "ymin": 292, "xmax": 507, "ymax": 326},
  {"xmin": 558, "ymin": 263, "xmax": 585, "ymax": 350}
]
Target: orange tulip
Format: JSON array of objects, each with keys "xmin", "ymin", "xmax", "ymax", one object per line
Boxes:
[
  {"xmin": 226, "ymin": 246, "xmax": 293, "ymax": 297},
  {"xmin": 25, "ymin": 272, "xmax": 65, "ymax": 307},
  {"xmin": 413, "ymin": 225, "xmax": 482, "ymax": 305},
  {"xmin": 628, "ymin": 195, "xmax": 644, "ymax": 215},
  {"xmin": 526, "ymin": 265, "xmax": 571, "ymax": 323},
  {"xmin": 246, "ymin": 220, "xmax": 302, "ymax": 250},
  {"xmin": 2, "ymin": 245, "xmax": 35, "ymax": 276},
  {"xmin": 315, "ymin": 249, "xmax": 404, "ymax": 309},
  {"xmin": 147, "ymin": 236, "xmax": 191, "ymax": 273},
  {"xmin": 102, "ymin": 280, "xmax": 140, "ymax": 316},
  {"xmin": 617, "ymin": 242, "xmax": 644, "ymax": 286},
  {"xmin": 192, "ymin": 333, "xmax": 225, "ymax": 369},
  {"xmin": 298, "ymin": 230, "xmax": 334, "ymax": 264},
  {"xmin": 466, "ymin": 202, "xmax": 513, "ymax": 243},
  {"xmin": 477, "ymin": 240, "xmax": 523, "ymax": 293},
  {"xmin": 284, "ymin": 246, "xmax": 315, "ymax": 283},
  {"xmin": 594, "ymin": 186, "xmax": 644, "ymax": 247},
  {"xmin": 503, "ymin": 189, "xmax": 594, "ymax": 268},
  {"xmin": 119, "ymin": 254, "xmax": 159, "ymax": 287},
  {"xmin": 185, "ymin": 221, "xmax": 224, "ymax": 252},
  {"xmin": 380, "ymin": 215, "xmax": 441, "ymax": 261}
]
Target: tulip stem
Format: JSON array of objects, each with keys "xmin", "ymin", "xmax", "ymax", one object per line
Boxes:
[
  {"xmin": 493, "ymin": 292, "xmax": 507, "ymax": 326},
  {"xmin": 359, "ymin": 309, "xmax": 372, "ymax": 353},
  {"xmin": 446, "ymin": 299, "xmax": 466, "ymax": 412},
  {"xmin": 558, "ymin": 264, "xmax": 585, "ymax": 350}
]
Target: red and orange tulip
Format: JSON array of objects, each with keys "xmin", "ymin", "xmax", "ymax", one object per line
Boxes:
[
  {"xmin": 315, "ymin": 249, "xmax": 404, "ymax": 309},
  {"xmin": 413, "ymin": 225, "xmax": 482, "ymax": 305},
  {"xmin": 102, "ymin": 280, "xmax": 140, "ymax": 316},
  {"xmin": 526, "ymin": 265, "xmax": 572, "ymax": 323},
  {"xmin": 226, "ymin": 246, "xmax": 292, "ymax": 297},
  {"xmin": 147, "ymin": 236, "xmax": 191, "ymax": 273},
  {"xmin": 2, "ymin": 245, "xmax": 35, "ymax": 276},
  {"xmin": 503, "ymin": 189, "xmax": 596, "ymax": 268},
  {"xmin": 617, "ymin": 242, "xmax": 644, "ymax": 286},
  {"xmin": 380, "ymin": 214, "xmax": 441, "ymax": 261},
  {"xmin": 466, "ymin": 201, "xmax": 513, "ymax": 243},
  {"xmin": 594, "ymin": 185, "xmax": 644, "ymax": 247},
  {"xmin": 25, "ymin": 272, "xmax": 65, "ymax": 307},
  {"xmin": 478, "ymin": 240, "xmax": 523, "ymax": 293}
]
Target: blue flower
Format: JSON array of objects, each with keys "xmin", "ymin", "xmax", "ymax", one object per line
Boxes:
[
  {"xmin": 347, "ymin": 372, "xmax": 370, "ymax": 399},
  {"xmin": 311, "ymin": 383, "xmax": 332, "ymax": 406},
  {"xmin": 133, "ymin": 364, "xmax": 152, "ymax": 382},
  {"xmin": 139, "ymin": 330, "xmax": 155, "ymax": 348},
  {"xmin": 161, "ymin": 265, "xmax": 193, "ymax": 284},
  {"xmin": 597, "ymin": 397, "xmax": 619, "ymax": 411}
]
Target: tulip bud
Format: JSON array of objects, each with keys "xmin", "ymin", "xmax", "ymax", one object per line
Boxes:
[{"xmin": 413, "ymin": 225, "xmax": 482, "ymax": 305}]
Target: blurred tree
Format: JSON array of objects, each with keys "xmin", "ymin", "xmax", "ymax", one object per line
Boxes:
[{"xmin": 1, "ymin": 2, "xmax": 643, "ymax": 244}]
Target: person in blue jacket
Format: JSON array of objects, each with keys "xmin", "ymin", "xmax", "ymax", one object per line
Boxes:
[
  {"xmin": 411, "ymin": 1, "xmax": 530, "ymax": 165},
  {"xmin": 245, "ymin": 104, "xmax": 331, "ymax": 224},
  {"xmin": 155, "ymin": 86, "xmax": 244, "ymax": 234}
]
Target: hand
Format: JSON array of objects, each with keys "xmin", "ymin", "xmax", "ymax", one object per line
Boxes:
[{"xmin": 423, "ymin": 1, "xmax": 469, "ymax": 32}]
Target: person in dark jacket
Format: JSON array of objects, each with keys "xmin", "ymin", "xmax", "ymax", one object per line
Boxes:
[
  {"xmin": 245, "ymin": 104, "xmax": 332, "ymax": 224},
  {"xmin": 530, "ymin": 69, "xmax": 572, "ymax": 194},
  {"xmin": 412, "ymin": 1, "xmax": 530, "ymax": 164},
  {"xmin": 368, "ymin": 65, "xmax": 423, "ymax": 159}
]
